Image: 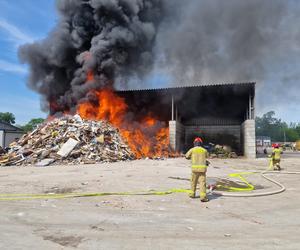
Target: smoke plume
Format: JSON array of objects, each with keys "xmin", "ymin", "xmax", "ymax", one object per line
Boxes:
[
  {"xmin": 155, "ymin": 0, "xmax": 300, "ymax": 119},
  {"xmin": 156, "ymin": 0, "xmax": 288, "ymax": 83},
  {"xmin": 19, "ymin": 0, "xmax": 162, "ymax": 114},
  {"xmin": 19, "ymin": 0, "xmax": 300, "ymax": 117}
]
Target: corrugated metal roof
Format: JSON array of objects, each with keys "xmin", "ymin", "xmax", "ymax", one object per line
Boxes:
[
  {"xmin": 117, "ymin": 82, "xmax": 255, "ymax": 92},
  {"xmin": 0, "ymin": 121, "xmax": 23, "ymax": 132}
]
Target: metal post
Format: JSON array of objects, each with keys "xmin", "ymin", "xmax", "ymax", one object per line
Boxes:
[
  {"xmin": 175, "ymin": 105, "xmax": 178, "ymax": 121},
  {"xmin": 171, "ymin": 94, "xmax": 174, "ymax": 121}
]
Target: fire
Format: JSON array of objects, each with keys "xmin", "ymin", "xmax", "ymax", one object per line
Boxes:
[
  {"xmin": 77, "ymin": 88, "xmax": 170, "ymax": 158},
  {"xmin": 86, "ymin": 70, "xmax": 94, "ymax": 82}
]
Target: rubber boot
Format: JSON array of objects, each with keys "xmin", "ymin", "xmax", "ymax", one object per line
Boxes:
[
  {"xmin": 276, "ymin": 164, "xmax": 281, "ymax": 171},
  {"xmin": 189, "ymin": 193, "xmax": 196, "ymax": 199}
]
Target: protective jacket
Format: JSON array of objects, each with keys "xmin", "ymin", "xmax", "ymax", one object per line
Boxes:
[
  {"xmin": 185, "ymin": 146, "xmax": 208, "ymax": 171},
  {"xmin": 272, "ymin": 148, "xmax": 282, "ymax": 160}
]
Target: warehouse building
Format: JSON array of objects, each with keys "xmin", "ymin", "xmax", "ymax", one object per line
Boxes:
[
  {"xmin": 0, "ymin": 121, "xmax": 24, "ymax": 148},
  {"xmin": 118, "ymin": 82, "xmax": 256, "ymax": 158}
]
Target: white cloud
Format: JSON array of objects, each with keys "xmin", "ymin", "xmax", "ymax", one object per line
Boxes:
[
  {"xmin": 0, "ymin": 59, "xmax": 27, "ymax": 74},
  {"xmin": 0, "ymin": 19, "xmax": 34, "ymax": 45}
]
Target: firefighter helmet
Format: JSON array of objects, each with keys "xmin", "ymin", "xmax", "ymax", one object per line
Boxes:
[{"xmin": 194, "ymin": 137, "xmax": 203, "ymax": 144}]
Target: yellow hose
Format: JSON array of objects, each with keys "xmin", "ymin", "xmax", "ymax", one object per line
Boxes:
[
  {"xmin": 1, "ymin": 171, "xmax": 300, "ymax": 201},
  {"xmin": 216, "ymin": 172, "xmax": 255, "ymax": 192},
  {"xmin": 0, "ymin": 172, "xmax": 254, "ymax": 201},
  {"xmin": 0, "ymin": 171, "xmax": 254, "ymax": 201},
  {"xmin": 0, "ymin": 189, "xmax": 192, "ymax": 201},
  {"xmin": 213, "ymin": 171, "xmax": 300, "ymax": 197}
]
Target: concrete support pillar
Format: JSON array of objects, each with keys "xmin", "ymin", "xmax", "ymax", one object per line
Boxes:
[
  {"xmin": 169, "ymin": 121, "xmax": 184, "ymax": 152},
  {"xmin": 242, "ymin": 120, "xmax": 256, "ymax": 158}
]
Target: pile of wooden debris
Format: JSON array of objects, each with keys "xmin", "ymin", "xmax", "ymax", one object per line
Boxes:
[{"xmin": 0, "ymin": 115, "xmax": 134, "ymax": 166}]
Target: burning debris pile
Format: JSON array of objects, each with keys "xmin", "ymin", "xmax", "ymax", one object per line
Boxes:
[
  {"xmin": 17, "ymin": 1, "xmax": 171, "ymax": 160},
  {"xmin": 78, "ymin": 88, "xmax": 171, "ymax": 159},
  {"xmin": 0, "ymin": 115, "xmax": 135, "ymax": 167}
]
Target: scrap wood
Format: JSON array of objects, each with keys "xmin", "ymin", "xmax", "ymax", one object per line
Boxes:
[{"xmin": 2, "ymin": 115, "xmax": 135, "ymax": 167}]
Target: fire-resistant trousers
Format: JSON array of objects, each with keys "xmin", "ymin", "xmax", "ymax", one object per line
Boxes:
[
  {"xmin": 271, "ymin": 159, "xmax": 281, "ymax": 170},
  {"xmin": 191, "ymin": 169, "xmax": 207, "ymax": 200}
]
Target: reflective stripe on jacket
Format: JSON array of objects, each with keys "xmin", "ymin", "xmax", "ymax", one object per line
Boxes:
[{"xmin": 185, "ymin": 146, "xmax": 208, "ymax": 169}]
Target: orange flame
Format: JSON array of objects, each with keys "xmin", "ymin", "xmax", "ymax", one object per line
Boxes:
[
  {"xmin": 78, "ymin": 88, "xmax": 170, "ymax": 159},
  {"xmin": 86, "ymin": 70, "xmax": 94, "ymax": 82}
]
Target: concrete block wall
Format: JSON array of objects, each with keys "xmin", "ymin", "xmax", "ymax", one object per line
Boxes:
[
  {"xmin": 169, "ymin": 121, "xmax": 184, "ymax": 152},
  {"xmin": 185, "ymin": 125, "xmax": 241, "ymax": 139},
  {"xmin": 170, "ymin": 120, "xmax": 256, "ymax": 158},
  {"xmin": 185, "ymin": 125, "xmax": 241, "ymax": 151},
  {"xmin": 242, "ymin": 120, "xmax": 256, "ymax": 158}
]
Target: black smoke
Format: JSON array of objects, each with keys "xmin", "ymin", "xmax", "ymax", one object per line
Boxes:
[
  {"xmin": 19, "ymin": 0, "xmax": 300, "ymax": 117},
  {"xmin": 155, "ymin": 0, "xmax": 300, "ymax": 118},
  {"xmin": 156, "ymin": 0, "xmax": 289, "ymax": 83},
  {"xmin": 19, "ymin": 0, "xmax": 162, "ymax": 114}
]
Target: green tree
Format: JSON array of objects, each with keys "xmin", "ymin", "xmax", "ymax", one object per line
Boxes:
[
  {"xmin": 20, "ymin": 118, "xmax": 45, "ymax": 132},
  {"xmin": 285, "ymin": 128, "xmax": 299, "ymax": 142},
  {"xmin": 256, "ymin": 111, "xmax": 283, "ymax": 141},
  {"xmin": 295, "ymin": 125, "xmax": 300, "ymax": 138},
  {"xmin": 256, "ymin": 111, "xmax": 300, "ymax": 142},
  {"xmin": 0, "ymin": 112, "xmax": 16, "ymax": 124}
]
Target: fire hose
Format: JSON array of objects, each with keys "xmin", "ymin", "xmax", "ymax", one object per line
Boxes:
[
  {"xmin": 0, "ymin": 171, "xmax": 300, "ymax": 201},
  {"xmin": 169, "ymin": 170, "xmax": 300, "ymax": 197},
  {"xmin": 211, "ymin": 171, "xmax": 296, "ymax": 197},
  {"xmin": 0, "ymin": 189, "xmax": 191, "ymax": 201}
]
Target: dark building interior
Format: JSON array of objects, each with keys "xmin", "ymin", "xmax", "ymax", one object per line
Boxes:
[{"xmin": 118, "ymin": 82, "xmax": 256, "ymax": 154}]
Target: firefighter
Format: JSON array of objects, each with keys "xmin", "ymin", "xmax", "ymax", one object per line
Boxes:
[
  {"xmin": 185, "ymin": 137, "xmax": 209, "ymax": 202},
  {"xmin": 270, "ymin": 144, "xmax": 282, "ymax": 171}
]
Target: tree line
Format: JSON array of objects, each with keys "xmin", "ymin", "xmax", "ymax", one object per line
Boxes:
[{"xmin": 256, "ymin": 111, "xmax": 300, "ymax": 142}]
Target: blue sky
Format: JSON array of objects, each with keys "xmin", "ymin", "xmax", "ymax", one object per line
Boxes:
[
  {"xmin": 0, "ymin": 0, "xmax": 56, "ymax": 124},
  {"xmin": 0, "ymin": 0, "xmax": 299, "ymax": 125}
]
